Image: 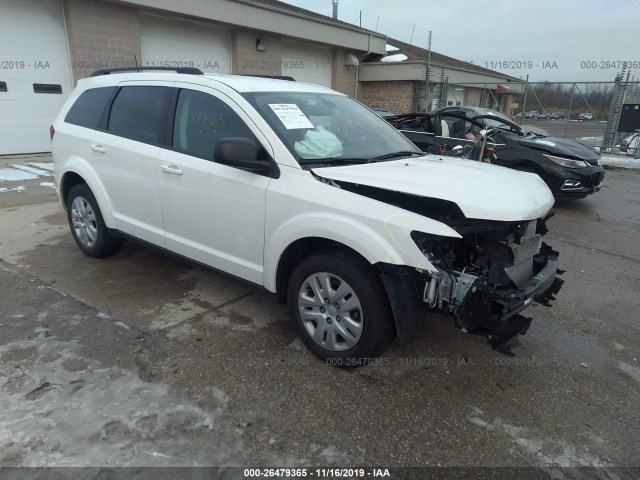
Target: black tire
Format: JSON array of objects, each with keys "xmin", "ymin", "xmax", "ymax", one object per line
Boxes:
[
  {"xmin": 287, "ymin": 249, "xmax": 395, "ymax": 367},
  {"xmin": 66, "ymin": 184, "xmax": 121, "ymax": 258}
]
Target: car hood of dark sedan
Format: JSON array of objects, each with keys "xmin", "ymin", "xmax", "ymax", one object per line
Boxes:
[{"xmin": 518, "ymin": 136, "xmax": 600, "ymax": 163}]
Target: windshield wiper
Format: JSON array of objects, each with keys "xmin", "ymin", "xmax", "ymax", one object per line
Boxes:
[
  {"xmin": 372, "ymin": 150, "xmax": 422, "ymax": 161},
  {"xmin": 301, "ymin": 157, "xmax": 373, "ymax": 165}
]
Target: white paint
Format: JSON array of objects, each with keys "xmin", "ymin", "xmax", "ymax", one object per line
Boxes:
[
  {"xmin": 0, "ymin": 0, "xmax": 73, "ymax": 154},
  {"xmin": 314, "ymin": 156, "xmax": 555, "ymax": 221}
]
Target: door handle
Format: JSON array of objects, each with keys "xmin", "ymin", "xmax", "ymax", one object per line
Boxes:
[
  {"xmin": 161, "ymin": 164, "xmax": 183, "ymax": 175},
  {"xmin": 90, "ymin": 144, "xmax": 106, "ymax": 153}
]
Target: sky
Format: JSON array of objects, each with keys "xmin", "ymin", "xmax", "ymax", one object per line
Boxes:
[{"xmin": 279, "ymin": 0, "xmax": 639, "ymax": 83}]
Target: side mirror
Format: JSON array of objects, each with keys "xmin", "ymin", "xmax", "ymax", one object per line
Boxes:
[{"xmin": 214, "ymin": 137, "xmax": 269, "ymax": 172}]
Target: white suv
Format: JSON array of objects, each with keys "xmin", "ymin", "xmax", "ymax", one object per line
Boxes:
[{"xmin": 52, "ymin": 68, "xmax": 563, "ymax": 365}]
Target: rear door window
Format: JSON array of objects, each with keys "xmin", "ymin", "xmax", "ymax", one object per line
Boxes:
[
  {"xmin": 107, "ymin": 86, "xmax": 171, "ymax": 144},
  {"xmin": 65, "ymin": 87, "xmax": 116, "ymax": 129}
]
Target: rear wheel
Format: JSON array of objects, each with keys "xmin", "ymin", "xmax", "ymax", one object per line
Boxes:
[
  {"xmin": 287, "ymin": 249, "xmax": 395, "ymax": 367},
  {"xmin": 67, "ymin": 184, "xmax": 121, "ymax": 257}
]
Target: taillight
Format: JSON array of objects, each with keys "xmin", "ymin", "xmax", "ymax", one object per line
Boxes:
[{"xmin": 50, "ymin": 125, "xmax": 55, "ymax": 141}]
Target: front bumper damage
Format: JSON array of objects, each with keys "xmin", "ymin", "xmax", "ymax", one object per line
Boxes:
[
  {"xmin": 452, "ymin": 245, "xmax": 564, "ymax": 351},
  {"xmin": 379, "ymin": 219, "xmax": 564, "ymax": 354}
]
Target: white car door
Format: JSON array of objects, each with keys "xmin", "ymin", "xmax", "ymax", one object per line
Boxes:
[
  {"xmin": 157, "ymin": 84, "xmax": 274, "ymax": 285},
  {"xmin": 97, "ymin": 81, "xmax": 173, "ymax": 246}
]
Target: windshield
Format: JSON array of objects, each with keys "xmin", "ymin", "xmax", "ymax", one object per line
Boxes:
[
  {"xmin": 242, "ymin": 92, "xmax": 420, "ymax": 165},
  {"xmin": 470, "ymin": 108, "xmax": 513, "ymax": 127}
]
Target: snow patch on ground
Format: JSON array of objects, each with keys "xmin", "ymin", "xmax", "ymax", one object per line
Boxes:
[
  {"xmin": 11, "ymin": 164, "xmax": 52, "ymax": 177},
  {"xmin": 0, "ymin": 162, "xmax": 55, "ymax": 193},
  {"xmin": 576, "ymin": 136, "xmax": 603, "ymax": 142},
  {"xmin": 468, "ymin": 406, "xmax": 611, "ymax": 471},
  {"xmin": 0, "ymin": 168, "xmax": 36, "ymax": 182},
  {"xmin": 599, "ymin": 155, "xmax": 640, "ymax": 169},
  {"xmin": 0, "ymin": 185, "xmax": 26, "ymax": 193},
  {"xmin": 0, "ymin": 329, "xmax": 244, "ymax": 466}
]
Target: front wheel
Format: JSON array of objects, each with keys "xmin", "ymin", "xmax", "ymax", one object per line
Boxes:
[
  {"xmin": 287, "ymin": 249, "xmax": 395, "ymax": 367},
  {"xmin": 67, "ymin": 184, "xmax": 121, "ymax": 257}
]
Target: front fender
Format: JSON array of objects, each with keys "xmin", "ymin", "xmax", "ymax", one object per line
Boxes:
[{"xmin": 263, "ymin": 169, "xmax": 461, "ymax": 292}]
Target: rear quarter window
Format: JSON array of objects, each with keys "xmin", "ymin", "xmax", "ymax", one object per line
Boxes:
[
  {"xmin": 65, "ymin": 87, "xmax": 116, "ymax": 129},
  {"xmin": 107, "ymin": 86, "xmax": 171, "ymax": 144}
]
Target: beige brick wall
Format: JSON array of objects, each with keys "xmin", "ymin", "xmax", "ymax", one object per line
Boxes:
[
  {"xmin": 231, "ymin": 30, "xmax": 282, "ymax": 76},
  {"xmin": 464, "ymin": 88, "xmax": 482, "ymax": 107},
  {"xmin": 63, "ymin": 0, "xmax": 141, "ymax": 83},
  {"xmin": 358, "ymin": 81, "xmax": 415, "ymax": 115},
  {"xmin": 331, "ymin": 50, "xmax": 357, "ymax": 97}
]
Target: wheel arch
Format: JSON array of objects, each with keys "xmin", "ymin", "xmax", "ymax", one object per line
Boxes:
[
  {"xmin": 274, "ymin": 237, "xmax": 369, "ymax": 303},
  {"xmin": 58, "ymin": 160, "xmax": 115, "ymax": 228}
]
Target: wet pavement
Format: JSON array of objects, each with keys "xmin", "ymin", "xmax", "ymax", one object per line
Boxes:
[{"xmin": 0, "ymin": 155, "xmax": 639, "ymax": 477}]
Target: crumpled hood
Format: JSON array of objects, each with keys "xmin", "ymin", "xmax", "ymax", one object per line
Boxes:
[
  {"xmin": 312, "ymin": 155, "xmax": 555, "ymax": 222},
  {"xmin": 518, "ymin": 136, "xmax": 600, "ymax": 164}
]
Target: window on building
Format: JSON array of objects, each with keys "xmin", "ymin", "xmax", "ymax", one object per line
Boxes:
[
  {"xmin": 108, "ymin": 86, "xmax": 171, "ymax": 144},
  {"xmin": 172, "ymin": 89, "xmax": 261, "ymax": 160},
  {"xmin": 65, "ymin": 87, "xmax": 116, "ymax": 129}
]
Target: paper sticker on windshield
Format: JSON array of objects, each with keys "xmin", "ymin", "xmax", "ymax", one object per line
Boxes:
[
  {"xmin": 534, "ymin": 139, "xmax": 556, "ymax": 147},
  {"xmin": 269, "ymin": 104, "xmax": 314, "ymax": 129}
]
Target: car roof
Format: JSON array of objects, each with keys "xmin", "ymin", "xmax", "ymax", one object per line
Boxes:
[{"xmin": 77, "ymin": 71, "xmax": 342, "ymax": 95}]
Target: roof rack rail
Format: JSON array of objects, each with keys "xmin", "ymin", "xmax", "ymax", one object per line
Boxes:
[
  {"xmin": 91, "ymin": 67, "xmax": 204, "ymax": 77},
  {"xmin": 242, "ymin": 74, "xmax": 296, "ymax": 82}
]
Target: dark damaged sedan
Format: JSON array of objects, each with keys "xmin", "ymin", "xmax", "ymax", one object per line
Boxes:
[{"xmin": 389, "ymin": 106, "xmax": 605, "ymax": 199}]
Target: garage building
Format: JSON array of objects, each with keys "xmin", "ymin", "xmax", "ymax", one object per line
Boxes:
[
  {"xmin": 1, "ymin": 0, "xmax": 520, "ymax": 155},
  {"xmin": 0, "ymin": 0, "xmax": 385, "ymax": 155}
]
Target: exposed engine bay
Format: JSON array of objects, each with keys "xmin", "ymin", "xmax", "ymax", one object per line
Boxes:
[
  {"xmin": 411, "ymin": 215, "xmax": 563, "ymax": 350},
  {"xmin": 317, "ymin": 175, "xmax": 564, "ymax": 352}
]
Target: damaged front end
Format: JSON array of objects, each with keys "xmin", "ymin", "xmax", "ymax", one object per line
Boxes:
[{"xmin": 410, "ymin": 212, "xmax": 563, "ymax": 351}]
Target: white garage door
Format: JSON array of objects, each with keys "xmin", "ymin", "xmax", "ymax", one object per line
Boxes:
[
  {"xmin": 282, "ymin": 42, "xmax": 332, "ymax": 87},
  {"xmin": 0, "ymin": 0, "xmax": 73, "ymax": 155},
  {"xmin": 140, "ymin": 16, "xmax": 231, "ymax": 75}
]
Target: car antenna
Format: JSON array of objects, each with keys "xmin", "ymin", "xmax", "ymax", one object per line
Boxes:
[{"xmin": 134, "ymin": 54, "xmax": 139, "ymax": 68}]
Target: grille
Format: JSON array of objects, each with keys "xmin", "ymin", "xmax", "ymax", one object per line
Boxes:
[{"xmin": 591, "ymin": 172, "xmax": 604, "ymax": 187}]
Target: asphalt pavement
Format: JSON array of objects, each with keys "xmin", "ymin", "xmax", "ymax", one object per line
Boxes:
[{"xmin": 0, "ymin": 154, "xmax": 639, "ymax": 478}]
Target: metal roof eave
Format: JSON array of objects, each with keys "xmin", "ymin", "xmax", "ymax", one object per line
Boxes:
[{"xmin": 112, "ymin": 0, "xmax": 387, "ymax": 54}]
